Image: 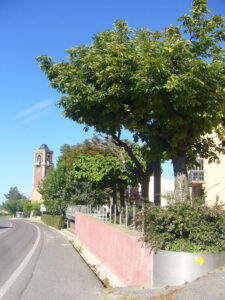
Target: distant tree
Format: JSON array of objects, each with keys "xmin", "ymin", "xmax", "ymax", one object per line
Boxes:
[
  {"xmin": 38, "ymin": 164, "xmax": 67, "ymax": 215},
  {"xmin": 3, "ymin": 200, "xmax": 23, "ymax": 215},
  {"xmin": 3, "ymin": 187, "xmax": 27, "ymax": 215},
  {"xmin": 31, "ymin": 202, "xmax": 42, "ymax": 216},
  {"xmin": 4, "ymin": 186, "xmax": 25, "ymax": 201},
  {"xmin": 23, "ymin": 200, "xmax": 32, "ymax": 215}
]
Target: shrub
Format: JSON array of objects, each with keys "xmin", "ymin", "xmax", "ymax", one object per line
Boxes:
[
  {"xmin": 41, "ymin": 214, "xmax": 65, "ymax": 230},
  {"xmin": 139, "ymin": 202, "xmax": 225, "ymax": 253},
  {"xmin": 23, "ymin": 200, "xmax": 32, "ymax": 214},
  {"xmin": 32, "ymin": 202, "xmax": 42, "ymax": 216}
]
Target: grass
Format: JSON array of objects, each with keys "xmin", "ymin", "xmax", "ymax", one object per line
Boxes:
[
  {"xmin": 117, "ymin": 297, "xmax": 137, "ymax": 300},
  {"xmin": 149, "ymin": 288, "xmax": 183, "ymax": 300}
]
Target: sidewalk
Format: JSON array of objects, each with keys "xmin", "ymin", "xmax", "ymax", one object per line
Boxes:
[
  {"xmin": 104, "ymin": 265, "xmax": 225, "ymax": 300},
  {"xmin": 61, "ymin": 228, "xmax": 225, "ymax": 300}
]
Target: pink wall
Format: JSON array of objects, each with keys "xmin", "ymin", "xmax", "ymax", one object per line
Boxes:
[{"xmin": 74, "ymin": 213, "xmax": 152, "ymax": 287}]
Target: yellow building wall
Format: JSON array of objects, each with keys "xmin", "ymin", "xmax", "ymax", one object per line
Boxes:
[
  {"xmin": 31, "ymin": 188, "xmax": 42, "ymax": 202},
  {"xmin": 204, "ymin": 143, "xmax": 225, "ymax": 207}
]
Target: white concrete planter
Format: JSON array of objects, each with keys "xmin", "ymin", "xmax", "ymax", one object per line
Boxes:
[{"xmin": 152, "ymin": 249, "xmax": 225, "ymax": 288}]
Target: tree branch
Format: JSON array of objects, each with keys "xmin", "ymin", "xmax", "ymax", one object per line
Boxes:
[{"xmin": 111, "ymin": 134, "xmax": 145, "ymax": 179}]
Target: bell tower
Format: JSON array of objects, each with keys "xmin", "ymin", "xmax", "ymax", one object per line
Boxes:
[{"xmin": 31, "ymin": 144, "xmax": 54, "ymax": 202}]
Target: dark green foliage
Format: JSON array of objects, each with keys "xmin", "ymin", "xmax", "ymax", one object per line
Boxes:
[
  {"xmin": 3, "ymin": 186, "xmax": 28, "ymax": 215},
  {"xmin": 140, "ymin": 202, "xmax": 225, "ymax": 253},
  {"xmin": 66, "ymin": 181, "xmax": 108, "ymax": 205},
  {"xmin": 41, "ymin": 215, "xmax": 65, "ymax": 230},
  {"xmin": 4, "ymin": 186, "xmax": 25, "ymax": 201},
  {"xmin": 3, "ymin": 200, "xmax": 23, "ymax": 215},
  {"xmin": 38, "ymin": 164, "xmax": 68, "ymax": 215}
]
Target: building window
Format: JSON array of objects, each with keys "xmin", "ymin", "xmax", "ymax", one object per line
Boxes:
[
  {"xmin": 37, "ymin": 155, "xmax": 41, "ymax": 164},
  {"xmin": 189, "ymin": 159, "xmax": 204, "ymax": 182},
  {"xmin": 46, "ymin": 154, "xmax": 51, "ymax": 165}
]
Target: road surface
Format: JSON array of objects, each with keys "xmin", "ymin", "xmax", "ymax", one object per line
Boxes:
[{"xmin": 0, "ymin": 218, "xmax": 103, "ymax": 300}]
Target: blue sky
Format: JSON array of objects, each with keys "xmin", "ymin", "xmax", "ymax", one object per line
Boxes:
[{"xmin": 0, "ymin": 0, "xmax": 224, "ymax": 202}]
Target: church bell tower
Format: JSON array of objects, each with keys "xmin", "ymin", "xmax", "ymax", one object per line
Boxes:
[{"xmin": 31, "ymin": 144, "xmax": 54, "ymax": 202}]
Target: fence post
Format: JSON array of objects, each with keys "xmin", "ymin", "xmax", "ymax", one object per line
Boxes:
[
  {"xmin": 98, "ymin": 205, "xmax": 101, "ymax": 220},
  {"xmin": 114, "ymin": 204, "xmax": 116, "ymax": 224},
  {"xmin": 125, "ymin": 204, "xmax": 128, "ymax": 229},
  {"xmin": 120, "ymin": 208, "xmax": 122, "ymax": 226},
  {"xmin": 133, "ymin": 201, "xmax": 136, "ymax": 231},
  {"xmin": 110, "ymin": 204, "xmax": 112, "ymax": 223},
  {"xmin": 142, "ymin": 201, "xmax": 144, "ymax": 233}
]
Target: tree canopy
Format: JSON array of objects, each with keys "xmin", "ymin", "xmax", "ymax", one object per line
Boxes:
[
  {"xmin": 37, "ymin": 0, "xmax": 225, "ymax": 184},
  {"xmin": 58, "ymin": 136, "xmax": 109, "ymax": 171}
]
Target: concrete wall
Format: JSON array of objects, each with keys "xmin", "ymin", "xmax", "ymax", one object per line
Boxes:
[
  {"xmin": 153, "ymin": 249, "xmax": 225, "ymax": 287},
  {"xmin": 74, "ymin": 212, "xmax": 152, "ymax": 287}
]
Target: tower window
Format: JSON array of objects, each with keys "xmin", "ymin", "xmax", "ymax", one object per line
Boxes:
[
  {"xmin": 37, "ymin": 155, "xmax": 41, "ymax": 164},
  {"xmin": 47, "ymin": 154, "xmax": 50, "ymax": 164}
]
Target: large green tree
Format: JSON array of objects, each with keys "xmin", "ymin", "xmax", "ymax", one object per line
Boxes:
[{"xmin": 37, "ymin": 0, "xmax": 225, "ymax": 200}]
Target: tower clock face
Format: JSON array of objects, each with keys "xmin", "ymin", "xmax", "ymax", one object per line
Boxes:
[{"xmin": 36, "ymin": 168, "xmax": 40, "ymax": 173}]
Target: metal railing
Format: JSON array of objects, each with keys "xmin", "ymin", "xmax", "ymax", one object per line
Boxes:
[{"xmin": 66, "ymin": 202, "xmax": 146, "ymax": 232}]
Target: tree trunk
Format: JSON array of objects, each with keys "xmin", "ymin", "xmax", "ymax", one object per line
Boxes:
[
  {"xmin": 141, "ymin": 176, "xmax": 150, "ymax": 202},
  {"xmin": 172, "ymin": 153, "xmax": 189, "ymax": 202},
  {"xmin": 112, "ymin": 182, "xmax": 117, "ymax": 206},
  {"xmin": 119, "ymin": 186, "xmax": 125, "ymax": 207},
  {"xmin": 153, "ymin": 160, "xmax": 161, "ymax": 206}
]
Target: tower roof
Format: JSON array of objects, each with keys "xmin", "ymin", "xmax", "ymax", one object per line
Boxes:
[{"xmin": 39, "ymin": 144, "xmax": 49, "ymax": 150}]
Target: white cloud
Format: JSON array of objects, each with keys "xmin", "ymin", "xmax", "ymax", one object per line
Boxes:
[
  {"xmin": 15, "ymin": 100, "xmax": 53, "ymax": 123},
  {"xmin": 20, "ymin": 108, "xmax": 52, "ymax": 125}
]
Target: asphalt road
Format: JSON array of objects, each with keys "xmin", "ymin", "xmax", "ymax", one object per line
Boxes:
[{"xmin": 0, "ymin": 218, "xmax": 103, "ymax": 300}]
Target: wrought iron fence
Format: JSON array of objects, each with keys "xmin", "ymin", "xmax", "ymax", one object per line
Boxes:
[{"xmin": 66, "ymin": 201, "xmax": 148, "ymax": 232}]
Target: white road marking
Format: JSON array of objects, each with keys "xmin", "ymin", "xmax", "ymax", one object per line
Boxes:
[
  {"xmin": 0, "ymin": 228, "xmax": 10, "ymax": 236},
  {"xmin": 0, "ymin": 222, "xmax": 41, "ymax": 299}
]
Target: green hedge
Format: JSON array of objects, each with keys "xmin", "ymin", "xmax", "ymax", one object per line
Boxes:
[
  {"xmin": 41, "ymin": 214, "xmax": 65, "ymax": 230},
  {"xmin": 139, "ymin": 202, "xmax": 225, "ymax": 253}
]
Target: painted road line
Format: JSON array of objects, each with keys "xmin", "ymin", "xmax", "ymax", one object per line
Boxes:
[
  {"xmin": 0, "ymin": 222, "xmax": 41, "ymax": 299},
  {"xmin": 0, "ymin": 228, "xmax": 10, "ymax": 236}
]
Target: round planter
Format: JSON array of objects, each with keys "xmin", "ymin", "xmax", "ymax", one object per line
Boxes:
[{"xmin": 152, "ymin": 249, "xmax": 225, "ymax": 288}]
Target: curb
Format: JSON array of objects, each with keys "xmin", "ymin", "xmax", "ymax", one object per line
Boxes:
[{"xmin": 60, "ymin": 229, "xmax": 124, "ymax": 288}]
